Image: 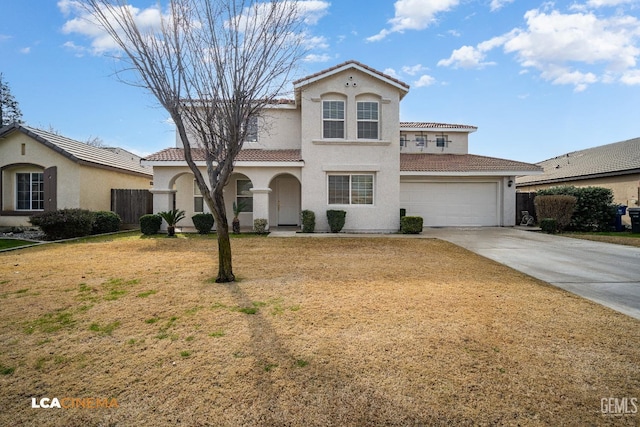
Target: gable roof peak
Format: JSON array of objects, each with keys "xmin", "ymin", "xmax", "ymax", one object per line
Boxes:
[{"xmin": 293, "ymin": 60, "xmax": 410, "ymax": 95}]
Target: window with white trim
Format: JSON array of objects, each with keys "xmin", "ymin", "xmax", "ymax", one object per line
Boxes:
[
  {"xmin": 357, "ymin": 102, "xmax": 378, "ymax": 139},
  {"xmin": 436, "ymin": 134, "xmax": 448, "ymax": 148},
  {"xmin": 236, "ymin": 179, "xmax": 253, "ymax": 212},
  {"xmin": 194, "ymin": 180, "xmax": 204, "ymax": 213},
  {"xmin": 328, "ymin": 174, "xmax": 374, "ymax": 205},
  {"xmin": 16, "ymin": 172, "xmax": 44, "ymax": 211},
  {"xmin": 245, "ymin": 116, "xmax": 258, "ymax": 142},
  {"xmin": 323, "ymin": 101, "xmax": 344, "ymax": 139}
]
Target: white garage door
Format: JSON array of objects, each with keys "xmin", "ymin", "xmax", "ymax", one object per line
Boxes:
[{"xmin": 400, "ymin": 181, "xmax": 500, "ymax": 226}]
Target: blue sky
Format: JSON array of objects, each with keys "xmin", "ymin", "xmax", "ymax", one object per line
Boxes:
[{"xmin": 1, "ymin": 0, "xmax": 639, "ymax": 163}]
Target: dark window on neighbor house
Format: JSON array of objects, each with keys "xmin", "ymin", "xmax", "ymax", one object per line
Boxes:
[
  {"xmin": 436, "ymin": 134, "xmax": 448, "ymax": 148},
  {"xmin": 328, "ymin": 174, "xmax": 373, "ymax": 205},
  {"xmin": 357, "ymin": 102, "xmax": 378, "ymax": 139},
  {"xmin": 400, "ymin": 134, "xmax": 407, "ymax": 147},
  {"xmin": 236, "ymin": 179, "xmax": 253, "ymax": 212},
  {"xmin": 16, "ymin": 172, "xmax": 44, "ymax": 211},
  {"xmin": 415, "ymin": 136, "xmax": 426, "ymax": 147},
  {"xmin": 323, "ymin": 101, "xmax": 345, "ymax": 139}
]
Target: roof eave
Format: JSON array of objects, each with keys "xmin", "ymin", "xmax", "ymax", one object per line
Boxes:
[{"xmin": 401, "ymin": 170, "xmax": 542, "ymax": 176}]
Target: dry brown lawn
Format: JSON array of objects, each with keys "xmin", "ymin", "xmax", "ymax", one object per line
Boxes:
[{"xmin": 0, "ymin": 234, "xmax": 638, "ymax": 426}]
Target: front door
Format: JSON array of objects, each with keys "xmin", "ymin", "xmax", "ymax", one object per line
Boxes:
[{"xmin": 276, "ymin": 176, "xmax": 300, "ymax": 225}]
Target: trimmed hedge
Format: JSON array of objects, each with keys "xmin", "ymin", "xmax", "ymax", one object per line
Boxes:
[
  {"xmin": 92, "ymin": 211, "xmax": 122, "ymax": 234},
  {"xmin": 534, "ymin": 195, "xmax": 576, "ymax": 232},
  {"xmin": 253, "ymin": 218, "xmax": 268, "ymax": 234},
  {"xmin": 301, "ymin": 210, "xmax": 315, "ymax": 233},
  {"xmin": 326, "ymin": 210, "xmax": 346, "ymax": 233},
  {"xmin": 192, "ymin": 213, "xmax": 214, "ymax": 234},
  {"xmin": 536, "ymin": 186, "xmax": 614, "ymax": 231},
  {"xmin": 401, "ymin": 216, "xmax": 423, "ymax": 234},
  {"xmin": 30, "ymin": 209, "xmax": 95, "ymax": 240},
  {"xmin": 140, "ymin": 214, "xmax": 162, "ymax": 235},
  {"xmin": 540, "ymin": 218, "xmax": 558, "ymax": 234}
]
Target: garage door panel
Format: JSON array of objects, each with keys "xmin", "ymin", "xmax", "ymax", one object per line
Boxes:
[{"xmin": 400, "ymin": 182, "xmax": 499, "ymax": 226}]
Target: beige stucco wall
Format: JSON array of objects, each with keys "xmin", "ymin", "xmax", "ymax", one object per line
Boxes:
[
  {"xmin": 78, "ymin": 164, "xmax": 151, "ymax": 212},
  {"xmin": 298, "ymin": 68, "xmax": 402, "ymax": 232}
]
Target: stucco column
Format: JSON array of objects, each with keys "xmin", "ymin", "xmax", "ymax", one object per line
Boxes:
[{"xmin": 250, "ymin": 187, "xmax": 272, "ymax": 230}]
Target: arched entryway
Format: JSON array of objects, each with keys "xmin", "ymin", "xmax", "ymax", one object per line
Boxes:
[{"xmin": 269, "ymin": 174, "xmax": 301, "ymax": 226}]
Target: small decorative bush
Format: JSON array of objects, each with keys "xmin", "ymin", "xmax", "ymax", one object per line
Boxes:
[
  {"xmin": 140, "ymin": 214, "xmax": 162, "ymax": 235},
  {"xmin": 401, "ymin": 216, "xmax": 423, "ymax": 234},
  {"xmin": 253, "ymin": 218, "xmax": 268, "ymax": 234},
  {"xmin": 192, "ymin": 213, "xmax": 214, "ymax": 234},
  {"xmin": 30, "ymin": 208, "xmax": 95, "ymax": 240},
  {"xmin": 92, "ymin": 211, "xmax": 122, "ymax": 234},
  {"xmin": 301, "ymin": 210, "xmax": 315, "ymax": 233},
  {"xmin": 540, "ymin": 218, "xmax": 558, "ymax": 234},
  {"xmin": 534, "ymin": 195, "xmax": 577, "ymax": 232},
  {"xmin": 326, "ymin": 210, "xmax": 346, "ymax": 233},
  {"xmin": 536, "ymin": 186, "xmax": 614, "ymax": 231}
]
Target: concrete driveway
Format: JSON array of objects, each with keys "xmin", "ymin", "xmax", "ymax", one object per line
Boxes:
[{"xmin": 427, "ymin": 227, "xmax": 640, "ymax": 320}]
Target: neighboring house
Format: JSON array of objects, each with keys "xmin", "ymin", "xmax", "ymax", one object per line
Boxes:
[
  {"xmin": 0, "ymin": 124, "xmax": 152, "ymax": 227},
  {"xmin": 517, "ymin": 138, "xmax": 640, "ymax": 223},
  {"xmin": 143, "ymin": 60, "xmax": 541, "ymax": 232}
]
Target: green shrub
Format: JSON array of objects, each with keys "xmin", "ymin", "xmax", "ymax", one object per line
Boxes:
[
  {"xmin": 540, "ymin": 218, "xmax": 558, "ymax": 234},
  {"xmin": 401, "ymin": 216, "xmax": 423, "ymax": 234},
  {"xmin": 140, "ymin": 214, "xmax": 162, "ymax": 235},
  {"xmin": 30, "ymin": 209, "xmax": 95, "ymax": 240},
  {"xmin": 536, "ymin": 186, "xmax": 614, "ymax": 231},
  {"xmin": 253, "ymin": 218, "xmax": 268, "ymax": 234},
  {"xmin": 92, "ymin": 211, "xmax": 122, "ymax": 234},
  {"xmin": 534, "ymin": 195, "xmax": 576, "ymax": 232},
  {"xmin": 326, "ymin": 210, "xmax": 346, "ymax": 233},
  {"xmin": 192, "ymin": 213, "xmax": 214, "ymax": 234},
  {"xmin": 301, "ymin": 210, "xmax": 315, "ymax": 233}
]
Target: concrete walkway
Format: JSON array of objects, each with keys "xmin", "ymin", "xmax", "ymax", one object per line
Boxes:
[{"xmin": 426, "ymin": 227, "xmax": 640, "ymax": 320}]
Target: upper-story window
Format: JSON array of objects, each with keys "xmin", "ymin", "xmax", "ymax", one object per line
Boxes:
[
  {"xmin": 436, "ymin": 134, "xmax": 448, "ymax": 148},
  {"xmin": 415, "ymin": 136, "xmax": 426, "ymax": 147},
  {"xmin": 357, "ymin": 102, "xmax": 378, "ymax": 139},
  {"xmin": 244, "ymin": 116, "xmax": 258, "ymax": 142},
  {"xmin": 323, "ymin": 101, "xmax": 345, "ymax": 139}
]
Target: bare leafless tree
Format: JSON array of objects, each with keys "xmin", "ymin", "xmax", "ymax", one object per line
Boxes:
[{"xmin": 78, "ymin": 0, "xmax": 306, "ymax": 282}]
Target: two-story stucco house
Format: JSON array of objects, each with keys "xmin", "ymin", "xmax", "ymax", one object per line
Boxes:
[{"xmin": 143, "ymin": 60, "xmax": 541, "ymax": 232}]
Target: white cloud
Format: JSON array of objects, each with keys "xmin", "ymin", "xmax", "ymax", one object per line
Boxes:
[
  {"xmin": 383, "ymin": 68, "xmax": 401, "ymax": 79},
  {"xmin": 439, "ymin": 5, "xmax": 640, "ymax": 90},
  {"xmin": 620, "ymin": 69, "xmax": 640, "ymax": 84},
  {"xmin": 414, "ymin": 74, "xmax": 436, "ymax": 87},
  {"xmin": 586, "ymin": 0, "xmax": 638, "ymax": 7},
  {"xmin": 402, "ymin": 64, "xmax": 427, "ymax": 75},
  {"xmin": 490, "ymin": 0, "xmax": 514, "ymax": 12},
  {"xmin": 303, "ymin": 53, "xmax": 332, "ymax": 62},
  {"xmin": 367, "ymin": 0, "xmax": 460, "ymax": 42},
  {"xmin": 19, "ymin": 47, "xmax": 31, "ymax": 54}
]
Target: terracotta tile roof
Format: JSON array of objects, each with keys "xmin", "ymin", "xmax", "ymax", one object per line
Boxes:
[
  {"xmin": 401, "ymin": 153, "xmax": 542, "ymax": 173},
  {"xmin": 400, "ymin": 122, "xmax": 478, "ymax": 131},
  {"xmin": 517, "ymin": 137, "xmax": 640, "ymax": 185},
  {"xmin": 144, "ymin": 148, "xmax": 303, "ymax": 162},
  {"xmin": 0, "ymin": 124, "xmax": 151, "ymax": 177},
  {"xmin": 294, "ymin": 60, "xmax": 410, "ymax": 90}
]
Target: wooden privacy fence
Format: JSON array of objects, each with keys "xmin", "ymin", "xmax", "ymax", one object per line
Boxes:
[
  {"xmin": 516, "ymin": 192, "xmax": 537, "ymax": 224},
  {"xmin": 111, "ymin": 189, "xmax": 153, "ymax": 225}
]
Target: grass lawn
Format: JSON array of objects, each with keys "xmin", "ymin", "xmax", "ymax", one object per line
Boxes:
[
  {"xmin": 563, "ymin": 231, "xmax": 640, "ymax": 248},
  {"xmin": 0, "ymin": 234, "xmax": 638, "ymax": 426},
  {"xmin": 0, "ymin": 239, "xmax": 39, "ymax": 251}
]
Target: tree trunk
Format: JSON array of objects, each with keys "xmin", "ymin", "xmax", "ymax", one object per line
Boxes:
[{"xmin": 211, "ymin": 190, "xmax": 234, "ymax": 283}]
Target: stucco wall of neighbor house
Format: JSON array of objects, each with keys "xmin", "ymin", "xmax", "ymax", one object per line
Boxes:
[
  {"xmin": 399, "ymin": 131, "xmax": 469, "ymax": 154},
  {"xmin": 298, "ymin": 68, "xmax": 402, "ymax": 232},
  {"xmin": 78, "ymin": 164, "xmax": 151, "ymax": 212},
  {"xmin": 518, "ymin": 174, "xmax": 640, "ymax": 225},
  {"xmin": 0, "ymin": 132, "xmax": 81, "ymax": 226}
]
